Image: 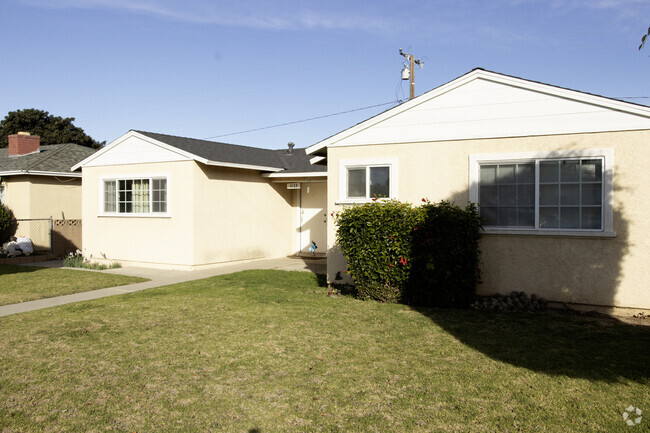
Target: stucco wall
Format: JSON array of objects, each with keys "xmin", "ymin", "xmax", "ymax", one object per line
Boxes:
[
  {"xmin": 82, "ymin": 161, "xmax": 299, "ymax": 269},
  {"xmin": 192, "ymin": 164, "xmax": 296, "ymax": 265},
  {"xmin": 81, "ymin": 161, "xmax": 196, "ymax": 268},
  {"xmin": 326, "ymin": 129, "xmax": 650, "ymax": 310},
  {"xmin": 2, "ymin": 175, "xmax": 82, "ymax": 220}
]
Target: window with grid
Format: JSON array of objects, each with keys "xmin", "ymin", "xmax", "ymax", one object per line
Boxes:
[
  {"xmin": 103, "ymin": 178, "xmax": 167, "ymax": 214},
  {"xmin": 479, "ymin": 158, "xmax": 603, "ymax": 231}
]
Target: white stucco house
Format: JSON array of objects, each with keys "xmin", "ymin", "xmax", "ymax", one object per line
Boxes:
[
  {"xmin": 73, "ymin": 130, "xmax": 327, "ymax": 270},
  {"xmin": 306, "ymin": 68, "xmax": 650, "ymax": 314},
  {"xmin": 74, "ymin": 68, "xmax": 650, "ymax": 313}
]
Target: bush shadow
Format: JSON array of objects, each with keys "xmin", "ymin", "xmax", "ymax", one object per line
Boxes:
[{"xmin": 412, "ymin": 306, "xmax": 650, "ymax": 383}]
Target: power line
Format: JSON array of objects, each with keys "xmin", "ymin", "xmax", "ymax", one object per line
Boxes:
[{"xmin": 203, "ymin": 100, "xmax": 402, "ymax": 140}]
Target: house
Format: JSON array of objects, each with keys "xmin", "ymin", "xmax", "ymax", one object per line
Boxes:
[
  {"xmin": 306, "ymin": 68, "xmax": 650, "ymax": 314},
  {"xmin": 73, "ymin": 130, "xmax": 327, "ymax": 270},
  {"xmin": 0, "ymin": 132, "xmax": 96, "ymax": 219},
  {"xmin": 0, "ymin": 132, "xmax": 97, "ymax": 253}
]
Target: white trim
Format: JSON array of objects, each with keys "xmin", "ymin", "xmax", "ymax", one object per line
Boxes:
[
  {"xmin": 309, "ymin": 156, "xmax": 326, "ymax": 165},
  {"xmin": 263, "ymin": 171, "xmax": 327, "ymax": 178},
  {"xmin": 338, "ymin": 157, "xmax": 398, "ymax": 203},
  {"xmin": 99, "ymin": 172, "xmax": 171, "ymax": 217},
  {"xmin": 203, "ymin": 160, "xmax": 284, "ymax": 172},
  {"xmin": 306, "ymin": 69, "xmax": 650, "ymax": 155},
  {"xmin": 469, "ymin": 148, "xmax": 614, "ymax": 235},
  {"xmin": 0, "ymin": 170, "xmax": 81, "ymax": 178}
]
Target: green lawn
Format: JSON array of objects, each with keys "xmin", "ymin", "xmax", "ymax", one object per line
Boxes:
[
  {"xmin": 0, "ymin": 270, "xmax": 648, "ymax": 432},
  {"xmin": 0, "ymin": 265, "xmax": 148, "ymax": 306}
]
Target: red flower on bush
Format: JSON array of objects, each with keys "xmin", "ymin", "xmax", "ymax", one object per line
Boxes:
[
  {"xmin": 399, "ymin": 257, "xmax": 407, "ymax": 266},
  {"xmin": 422, "ymin": 198, "xmax": 426, "ymax": 202},
  {"xmin": 389, "ymin": 264, "xmax": 393, "ymax": 267},
  {"xmin": 413, "ymin": 227, "xmax": 419, "ymax": 231},
  {"xmin": 389, "ymin": 236, "xmax": 394, "ymax": 240}
]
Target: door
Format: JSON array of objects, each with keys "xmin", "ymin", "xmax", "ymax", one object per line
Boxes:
[{"xmin": 299, "ymin": 182, "xmax": 327, "ymax": 255}]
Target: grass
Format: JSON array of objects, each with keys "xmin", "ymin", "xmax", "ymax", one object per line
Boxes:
[
  {"xmin": 0, "ymin": 265, "xmax": 148, "ymax": 306},
  {"xmin": 0, "ymin": 269, "xmax": 648, "ymax": 432}
]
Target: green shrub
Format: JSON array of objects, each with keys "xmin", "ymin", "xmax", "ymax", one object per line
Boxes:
[
  {"xmin": 334, "ymin": 199, "xmax": 482, "ymax": 309},
  {"xmin": 405, "ymin": 201, "xmax": 482, "ymax": 308},
  {"xmin": 0, "ymin": 203, "xmax": 18, "ymax": 245},
  {"xmin": 334, "ymin": 200, "xmax": 422, "ymax": 303}
]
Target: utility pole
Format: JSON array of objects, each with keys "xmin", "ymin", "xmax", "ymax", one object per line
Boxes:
[{"xmin": 399, "ymin": 48, "xmax": 423, "ymax": 100}]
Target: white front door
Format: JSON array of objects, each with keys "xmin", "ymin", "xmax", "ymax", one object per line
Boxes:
[{"xmin": 299, "ymin": 182, "xmax": 327, "ymax": 255}]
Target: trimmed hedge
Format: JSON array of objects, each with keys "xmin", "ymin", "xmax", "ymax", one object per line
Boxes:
[
  {"xmin": 334, "ymin": 200, "xmax": 422, "ymax": 303},
  {"xmin": 334, "ymin": 199, "xmax": 482, "ymax": 308},
  {"xmin": 405, "ymin": 201, "xmax": 482, "ymax": 308}
]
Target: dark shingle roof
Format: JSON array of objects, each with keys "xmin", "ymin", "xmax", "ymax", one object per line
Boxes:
[
  {"xmin": 0, "ymin": 143, "xmax": 97, "ymax": 175},
  {"xmin": 135, "ymin": 130, "xmax": 326, "ymax": 174},
  {"xmin": 276, "ymin": 148, "xmax": 327, "ymax": 173}
]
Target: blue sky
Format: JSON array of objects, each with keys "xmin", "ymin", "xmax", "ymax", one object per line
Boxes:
[{"xmin": 1, "ymin": 0, "xmax": 649, "ymax": 149}]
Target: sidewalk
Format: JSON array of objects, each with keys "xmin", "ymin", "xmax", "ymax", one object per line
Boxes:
[{"xmin": 0, "ymin": 256, "xmax": 327, "ymax": 318}]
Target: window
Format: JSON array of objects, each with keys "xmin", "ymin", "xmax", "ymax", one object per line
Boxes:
[
  {"xmin": 470, "ymin": 150, "xmax": 613, "ymax": 235},
  {"xmin": 338, "ymin": 159, "xmax": 397, "ymax": 202},
  {"xmin": 347, "ymin": 166, "xmax": 390, "ymax": 199},
  {"xmin": 103, "ymin": 177, "xmax": 167, "ymax": 215}
]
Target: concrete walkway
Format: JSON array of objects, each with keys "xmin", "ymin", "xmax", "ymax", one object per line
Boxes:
[{"xmin": 0, "ymin": 256, "xmax": 327, "ymax": 318}]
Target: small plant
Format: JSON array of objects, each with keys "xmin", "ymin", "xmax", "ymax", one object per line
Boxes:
[{"xmin": 63, "ymin": 250, "xmax": 121, "ymax": 270}]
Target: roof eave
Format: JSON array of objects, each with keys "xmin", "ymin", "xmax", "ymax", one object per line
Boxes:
[
  {"xmin": 0, "ymin": 170, "xmax": 81, "ymax": 178},
  {"xmin": 262, "ymin": 171, "xmax": 327, "ymax": 178},
  {"xmin": 203, "ymin": 160, "xmax": 285, "ymax": 172}
]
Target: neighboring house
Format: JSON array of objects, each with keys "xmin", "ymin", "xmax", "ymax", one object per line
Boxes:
[
  {"xmin": 73, "ymin": 130, "xmax": 327, "ymax": 270},
  {"xmin": 0, "ymin": 132, "xmax": 96, "ymax": 220},
  {"xmin": 306, "ymin": 68, "xmax": 650, "ymax": 313}
]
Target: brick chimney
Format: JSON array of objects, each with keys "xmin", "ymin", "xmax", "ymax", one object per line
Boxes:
[{"xmin": 8, "ymin": 132, "xmax": 40, "ymax": 157}]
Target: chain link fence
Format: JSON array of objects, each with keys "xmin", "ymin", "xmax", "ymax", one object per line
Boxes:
[{"xmin": 1, "ymin": 218, "xmax": 52, "ymax": 253}]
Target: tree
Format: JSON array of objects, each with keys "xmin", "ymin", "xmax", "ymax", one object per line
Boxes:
[
  {"xmin": 640, "ymin": 26, "xmax": 650, "ymax": 50},
  {"xmin": 0, "ymin": 109, "xmax": 104, "ymax": 149}
]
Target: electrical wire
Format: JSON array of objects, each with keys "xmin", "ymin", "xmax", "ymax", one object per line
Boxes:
[{"xmin": 202, "ymin": 100, "xmax": 402, "ymax": 140}]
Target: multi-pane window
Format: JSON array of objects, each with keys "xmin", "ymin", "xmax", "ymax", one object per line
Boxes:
[
  {"xmin": 346, "ymin": 166, "xmax": 390, "ymax": 199},
  {"xmin": 479, "ymin": 158, "xmax": 603, "ymax": 230},
  {"xmin": 103, "ymin": 178, "xmax": 167, "ymax": 214}
]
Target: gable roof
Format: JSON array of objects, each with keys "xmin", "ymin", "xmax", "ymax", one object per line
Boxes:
[
  {"xmin": 306, "ymin": 68, "xmax": 650, "ymax": 158},
  {"xmin": 0, "ymin": 143, "xmax": 97, "ymax": 177},
  {"xmin": 73, "ymin": 130, "xmax": 326, "ymax": 176}
]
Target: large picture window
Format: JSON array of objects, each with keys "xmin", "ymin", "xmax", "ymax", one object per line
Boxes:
[
  {"xmin": 470, "ymin": 150, "xmax": 613, "ymax": 235},
  {"xmin": 103, "ymin": 177, "xmax": 167, "ymax": 214}
]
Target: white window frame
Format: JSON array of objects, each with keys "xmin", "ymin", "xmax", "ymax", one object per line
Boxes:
[
  {"xmin": 99, "ymin": 174, "xmax": 171, "ymax": 217},
  {"xmin": 469, "ymin": 149, "xmax": 614, "ymax": 237},
  {"xmin": 337, "ymin": 158, "xmax": 398, "ymax": 204}
]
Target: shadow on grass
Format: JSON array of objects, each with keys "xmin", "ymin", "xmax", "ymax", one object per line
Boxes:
[
  {"xmin": 0, "ymin": 265, "xmax": 42, "ymax": 276},
  {"xmin": 413, "ymin": 306, "xmax": 650, "ymax": 383},
  {"xmin": 315, "ymin": 273, "xmax": 328, "ymax": 288}
]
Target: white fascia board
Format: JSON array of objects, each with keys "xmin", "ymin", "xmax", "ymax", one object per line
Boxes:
[
  {"xmin": 0, "ymin": 170, "xmax": 81, "ymax": 178},
  {"xmin": 72, "ymin": 130, "xmax": 205, "ymax": 170},
  {"xmin": 203, "ymin": 160, "xmax": 284, "ymax": 172},
  {"xmin": 309, "ymin": 156, "xmax": 326, "ymax": 165},
  {"xmin": 306, "ymin": 69, "xmax": 650, "ymax": 153},
  {"xmin": 262, "ymin": 171, "xmax": 327, "ymax": 178}
]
